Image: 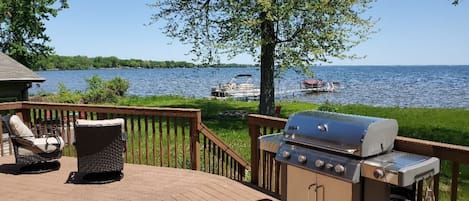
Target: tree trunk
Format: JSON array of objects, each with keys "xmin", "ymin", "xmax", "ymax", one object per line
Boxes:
[{"xmin": 259, "ymin": 12, "xmax": 276, "ymax": 116}]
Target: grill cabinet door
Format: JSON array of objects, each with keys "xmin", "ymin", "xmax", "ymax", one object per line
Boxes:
[
  {"xmin": 286, "ymin": 165, "xmax": 359, "ymax": 201},
  {"xmin": 286, "ymin": 165, "xmax": 316, "ymax": 201}
]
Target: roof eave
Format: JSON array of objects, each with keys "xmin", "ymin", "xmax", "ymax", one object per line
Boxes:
[{"xmin": 0, "ymin": 78, "xmax": 46, "ymax": 82}]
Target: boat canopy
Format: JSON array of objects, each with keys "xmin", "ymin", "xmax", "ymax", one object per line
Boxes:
[{"xmin": 234, "ymin": 74, "xmax": 252, "ymax": 77}]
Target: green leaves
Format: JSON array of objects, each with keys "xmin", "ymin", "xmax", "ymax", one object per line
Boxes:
[
  {"xmin": 82, "ymin": 75, "xmax": 130, "ymax": 104},
  {"xmin": 0, "ymin": 0, "xmax": 68, "ymax": 69},
  {"xmin": 51, "ymin": 75, "xmax": 130, "ymax": 104},
  {"xmin": 149, "ymin": 0, "xmax": 376, "ymax": 69},
  {"xmin": 149, "ymin": 0, "xmax": 377, "ymax": 115}
]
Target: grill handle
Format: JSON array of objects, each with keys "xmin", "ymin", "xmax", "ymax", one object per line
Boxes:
[{"xmin": 284, "ymin": 138, "xmax": 358, "ymax": 155}]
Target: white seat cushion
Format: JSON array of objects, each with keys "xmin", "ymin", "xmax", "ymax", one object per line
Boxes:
[
  {"xmin": 75, "ymin": 118, "xmax": 125, "ymax": 132},
  {"xmin": 9, "ymin": 115, "xmax": 35, "ymax": 140},
  {"xmin": 31, "ymin": 137, "xmax": 65, "ymax": 153}
]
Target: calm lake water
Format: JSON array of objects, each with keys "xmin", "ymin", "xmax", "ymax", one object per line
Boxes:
[{"xmin": 32, "ymin": 66, "xmax": 469, "ymax": 108}]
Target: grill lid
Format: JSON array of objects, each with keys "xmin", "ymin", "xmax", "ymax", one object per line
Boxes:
[{"xmin": 283, "ymin": 111, "xmax": 398, "ymax": 157}]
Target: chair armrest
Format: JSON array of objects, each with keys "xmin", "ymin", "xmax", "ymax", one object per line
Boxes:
[{"xmin": 11, "ymin": 136, "xmax": 34, "ymax": 147}]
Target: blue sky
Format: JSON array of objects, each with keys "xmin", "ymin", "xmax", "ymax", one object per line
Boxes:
[{"xmin": 45, "ymin": 0, "xmax": 469, "ymax": 65}]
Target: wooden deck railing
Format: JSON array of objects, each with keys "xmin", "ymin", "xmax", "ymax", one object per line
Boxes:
[
  {"xmin": 199, "ymin": 123, "xmax": 250, "ymax": 180},
  {"xmin": 0, "ymin": 101, "xmax": 249, "ymax": 181},
  {"xmin": 248, "ymin": 114, "xmax": 469, "ymax": 201}
]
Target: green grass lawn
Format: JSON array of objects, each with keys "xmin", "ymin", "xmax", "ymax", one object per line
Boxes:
[
  {"xmin": 117, "ymin": 95, "xmax": 469, "ymax": 200},
  {"xmin": 118, "ymin": 95, "xmax": 469, "ymax": 149}
]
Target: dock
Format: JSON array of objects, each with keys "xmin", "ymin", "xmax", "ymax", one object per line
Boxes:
[{"xmin": 210, "ymin": 87, "xmax": 336, "ymax": 100}]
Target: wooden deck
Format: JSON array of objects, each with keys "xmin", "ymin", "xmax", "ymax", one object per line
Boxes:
[{"xmin": 0, "ymin": 156, "xmax": 278, "ymax": 201}]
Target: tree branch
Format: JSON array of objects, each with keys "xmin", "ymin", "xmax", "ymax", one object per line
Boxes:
[{"xmin": 277, "ymin": 22, "xmax": 306, "ymax": 44}]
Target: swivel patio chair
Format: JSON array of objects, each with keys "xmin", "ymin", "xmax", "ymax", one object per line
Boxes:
[
  {"xmin": 73, "ymin": 118, "xmax": 126, "ymax": 183},
  {"xmin": 1, "ymin": 115, "xmax": 64, "ymax": 173}
]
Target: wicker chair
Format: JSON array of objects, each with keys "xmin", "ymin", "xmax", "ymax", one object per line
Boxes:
[
  {"xmin": 1, "ymin": 115, "xmax": 64, "ymax": 173},
  {"xmin": 74, "ymin": 118, "xmax": 126, "ymax": 182}
]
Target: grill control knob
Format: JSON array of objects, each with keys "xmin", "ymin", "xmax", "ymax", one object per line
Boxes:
[
  {"xmin": 373, "ymin": 169, "xmax": 385, "ymax": 179},
  {"xmin": 298, "ymin": 155, "xmax": 307, "ymax": 164},
  {"xmin": 315, "ymin": 159, "xmax": 325, "ymax": 168},
  {"xmin": 282, "ymin": 151, "xmax": 291, "ymax": 159},
  {"xmin": 325, "ymin": 163, "xmax": 334, "ymax": 170},
  {"xmin": 334, "ymin": 164, "xmax": 346, "ymax": 174}
]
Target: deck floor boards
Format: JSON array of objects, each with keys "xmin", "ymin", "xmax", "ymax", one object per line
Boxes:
[{"xmin": 0, "ymin": 156, "xmax": 278, "ymax": 201}]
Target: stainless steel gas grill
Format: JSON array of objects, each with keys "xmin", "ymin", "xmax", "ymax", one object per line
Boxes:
[{"xmin": 274, "ymin": 111, "xmax": 440, "ymax": 201}]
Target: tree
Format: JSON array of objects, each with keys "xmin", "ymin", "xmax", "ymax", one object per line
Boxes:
[
  {"xmin": 0, "ymin": 0, "xmax": 68, "ymax": 69},
  {"xmin": 150, "ymin": 0, "xmax": 376, "ymax": 115}
]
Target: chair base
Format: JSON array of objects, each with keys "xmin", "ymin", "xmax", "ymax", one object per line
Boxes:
[
  {"xmin": 19, "ymin": 161, "xmax": 61, "ymax": 174},
  {"xmin": 66, "ymin": 171, "xmax": 123, "ymax": 184}
]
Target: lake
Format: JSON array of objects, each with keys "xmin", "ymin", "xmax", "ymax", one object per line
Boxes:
[{"xmin": 32, "ymin": 66, "xmax": 469, "ymax": 108}]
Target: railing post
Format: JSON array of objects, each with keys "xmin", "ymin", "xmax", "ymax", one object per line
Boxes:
[
  {"xmin": 190, "ymin": 111, "xmax": 202, "ymax": 171},
  {"xmin": 248, "ymin": 116, "xmax": 261, "ymax": 186}
]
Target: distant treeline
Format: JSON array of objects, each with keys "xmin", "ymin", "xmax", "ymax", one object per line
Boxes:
[{"xmin": 34, "ymin": 55, "xmax": 255, "ymax": 70}]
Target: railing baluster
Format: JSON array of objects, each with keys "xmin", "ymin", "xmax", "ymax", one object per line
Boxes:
[
  {"xmin": 417, "ymin": 180, "xmax": 423, "ymax": 201},
  {"xmin": 262, "ymin": 151, "xmax": 267, "ymax": 189},
  {"xmin": 217, "ymin": 146, "xmax": 221, "ymax": 175},
  {"xmin": 269, "ymin": 153, "xmax": 275, "ymax": 191},
  {"xmin": 123, "ymin": 116, "xmax": 128, "ymax": 162},
  {"xmin": 434, "ymin": 174, "xmax": 440, "ymax": 201},
  {"xmin": 174, "ymin": 117, "xmax": 178, "ymax": 168},
  {"xmin": 214, "ymin": 144, "xmax": 218, "ymax": 174},
  {"xmin": 70, "ymin": 110, "xmax": 76, "ymax": 155},
  {"xmin": 130, "ymin": 115, "xmax": 135, "ymax": 164},
  {"xmin": 275, "ymin": 159, "xmax": 281, "ymax": 194},
  {"xmin": 181, "ymin": 118, "xmax": 186, "ymax": 169},
  {"xmin": 40, "ymin": 109, "xmax": 47, "ymax": 137},
  {"xmin": 64, "ymin": 111, "xmax": 69, "ymax": 155},
  {"xmin": 53, "ymin": 110, "xmax": 59, "ymax": 130},
  {"xmin": 234, "ymin": 161, "xmax": 238, "ymax": 180},
  {"xmin": 158, "ymin": 116, "xmax": 163, "ymax": 167},
  {"xmin": 451, "ymin": 161, "xmax": 460, "ymax": 201},
  {"xmin": 166, "ymin": 116, "xmax": 170, "ymax": 167},
  {"xmin": 0, "ymin": 119, "xmax": 4, "ymax": 156},
  {"xmin": 231, "ymin": 158, "xmax": 234, "ymax": 179},
  {"xmin": 209, "ymin": 140, "xmax": 213, "ymax": 173},
  {"xmin": 205, "ymin": 138, "xmax": 209, "ymax": 173},
  {"xmin": 137, "ymin": 115, "xmax": 142, "ymax": 164},
  {"xmin": 223, "ymin": 152, "xmax": 227, "ymax": 177},
  {"xmin": 31, "ymin": 109, "xmax": 37, "ymax": 134},
  {"xmin": 152, "ymin": 115, "xmax": 156, "ymax": 166},
  {"xmin": 203, "ymin": 135, "xmax": 207, "ymax": 172},
  {"xmin": 206, "ymin": 140, "xmax": 210, "ymax": 173},
  {"xmin": 144, "ymin": 115, "xmax": 149, "ymax": 165},
  {"xmin": 215, "ymin": 145, "xmax": 218, "ymax": 175},
  {"xmin": 59, "ymin": 110, "xmax": 65, "ymax": 148},
  {"xmin": 241, "ymin": 166, "xmax": 246, "ymax": 181},
  {"xmin": 221, "ymin": 151, "xmax": 225, "ymax": 176}
]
